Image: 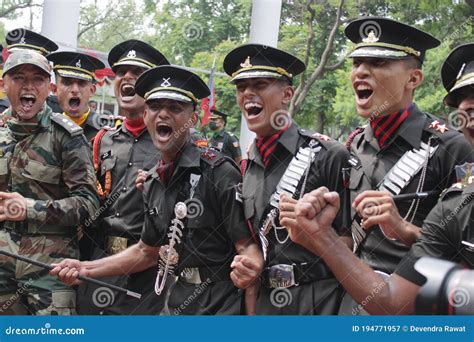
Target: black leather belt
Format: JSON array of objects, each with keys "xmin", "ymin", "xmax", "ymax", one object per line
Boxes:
[
  {"xmin": 178, "ymin": 264, "xmax": 231, "ymax": 284},
  {"xmin": 261, "ymin": 262, "xmax": 333, "ymax": 288}
]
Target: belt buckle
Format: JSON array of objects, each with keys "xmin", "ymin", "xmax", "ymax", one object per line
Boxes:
[
  {"xmin": 268, "ymin": 264, "xmax": 297, "ymax": 288},
  {"xmin": 180, "ymin": 267, "xmax": 203, "ymax": 284},
  {"xmin": 107, "ymin": 236, "xmax": 128, "ymax": 255}
]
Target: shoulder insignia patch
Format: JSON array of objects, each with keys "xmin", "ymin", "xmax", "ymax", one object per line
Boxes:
[
  {"xmin": 50, "ymin": 113, "xmax": 83, "ymax": 137},
  {"xmin": 428, "ymin": 120, "xmax": 449, "ymax": 134},
  {"xmin": 201, "ymin": 149, "xmax": 218, "ymax": 161}
]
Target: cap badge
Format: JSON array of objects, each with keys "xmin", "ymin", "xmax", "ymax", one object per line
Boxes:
[
  {"xmin": 127, "ymin": 50, "xmax": 136, "ymax": 58},
  {"xmin": 19, "ymin": 37, "xmax": 26, "ymax": 44},
  {"xmin": 429, "ymin": 120, "xmax": 449, "ymax": 133},
  {"xmin": 362, "ymin": 30, "xmax": 379, "ymax": 43},
  {"xmin": 161, "ymin": 77, "xmax": 171, "ymax": 87},
  {"xmin": 240, "ymin": 56, "xmax": 252, "ymax": 69},
  {"xmin": 76, "ymin": 59, "xmax": 81, "ymax": 68},
  {"xmin": 456, "ymin": 63, "xmax": 466, "ymax": 80}
]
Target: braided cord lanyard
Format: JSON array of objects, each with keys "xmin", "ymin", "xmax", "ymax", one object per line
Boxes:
[
  {"xmin": 274, "ymin": 140, "xmax": 318, "ymax": 244},
  {"xmin": 404, "ymin": 136, "xmax": 435, "ymax": 223}
]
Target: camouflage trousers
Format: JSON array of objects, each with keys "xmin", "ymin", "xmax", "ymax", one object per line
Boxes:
[{"xmin": 0, "ymin": 229, "xmax": 78, "ymax": 315}]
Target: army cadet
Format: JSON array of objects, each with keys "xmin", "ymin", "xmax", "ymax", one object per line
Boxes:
[
  {"xmin": 0, "ymin": 50, "xmax": 99, "ymax": 315},
  {"xmin": 76, "ymin": 40, "xmax": 170, "ymax": 315},
  {"xmin": 208, "ymin": 108, "xmax": 242, "ymax": 163},
  {"xmin": 281, "ymin": 22, "xmax": 474, "ymax": 315},
  {"xmin": 4, "ymin": 28, "xmax": 61, "ymax": 113},
  {"xmin": 0, "ymin": 44, "xmax": 10, "ymax": 113},
  {"xmin": 223, "ymin": 44, "xmax": 351, "ymax": 314},
  {"xmin": 47, "ymin": 51, "xmax": 105, "ymax": 142},
  {"xmin": 340, "ymin": 17, "xmax": 473, "ymax": 275},
  {"xmin": 442, "ymin": 43, "xmax": 474, "ymax": 146},
  {"xmin": 51, "ymin": 65, "xmax": 264, "ymax": 315}
]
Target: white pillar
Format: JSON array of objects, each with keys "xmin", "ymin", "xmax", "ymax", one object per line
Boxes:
[
  {"xmin": 239, "ymin": 0, "xmax": 282, "ymax": 157},
  {"xmin": 41, "ymin": 0, "xmax": 80, "ymax": 51}
]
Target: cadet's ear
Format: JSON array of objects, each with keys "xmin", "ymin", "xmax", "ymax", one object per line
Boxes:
[
  {"xmin": 90, "ymin": 83, "xmax": 97, "ymax": 95},
  {"xmin": 406, "ymin": 69, "xmax": 424, "ymax": 91},
  {"xmin": 50, "ymin": 82, "xmax": 57, "ymax": 95},
  {"xmin": 281, "ymin": 84, "xmax": 294, "ymax": 105},
  {"xmin": 191, "ymin": 111, "xmax": 198, "ymax": 126}
]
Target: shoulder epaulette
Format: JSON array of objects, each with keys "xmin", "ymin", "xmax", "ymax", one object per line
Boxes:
[
  {"xmin": 50, "ymin": 112, "xmax": 83, "ymax": 137},
  {"xmin": 201, "ymin": 148, "xmax": 227, "ymax": 168},
  {"xmin": 440, "ymin": 182, "xmax": 465, "ymax": 200}
]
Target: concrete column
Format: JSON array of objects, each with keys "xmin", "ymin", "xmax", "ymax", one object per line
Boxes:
[
  {"xmin": 239, "ymin": 0, "xmax": 282, "ymax": 156},
  {"xmin": 41, "ymin": 0, "xmax": 80, "ymax": 51}
]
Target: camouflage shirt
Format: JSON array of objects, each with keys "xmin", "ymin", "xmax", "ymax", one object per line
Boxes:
[{"xmin": 0, "ymin": 106, "xmax": 99, "ymax": 235}]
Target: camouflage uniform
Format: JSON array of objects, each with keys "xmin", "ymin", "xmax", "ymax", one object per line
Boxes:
[{"xmin": 0, "ymin": 105, "xmax": 99, "ymax": 315}]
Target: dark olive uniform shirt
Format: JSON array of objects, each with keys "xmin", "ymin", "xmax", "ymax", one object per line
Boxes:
[
  {"xmin": 243, "ymin": 123, "xmax": 351, "ymax": 267},
  {"xmin": 140, "ymin": 142, "xmax": 251, "ymax": 315},
  {"xmin": 98, "ymin": 124, "xmax": 160, "ymax": 242},
  {"xmin": 395, "ymin": 182, "xmax": 474, "ymax": 285},
  {"xmin": 349, "ymin": 105, "xmax": 474, "ymax": 274}
]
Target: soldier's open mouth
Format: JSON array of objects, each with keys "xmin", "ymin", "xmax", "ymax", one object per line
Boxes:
[
  {"xmin": 121, "ymin": 84, "xmax": 136, "ymax": 98},
  {"xmin": 69, "ymin": 97, "xmax": 80, "ymax": 109},
  {"xmin": 20, "ymin": 95, "xmax": 36, "ymax": 111},
  {"xmin": 244, "ymin": 102, "xmax": 263, "ymax": 116},
  {"xmin": 355, "ymin": 83, "xmax": 373, "ymax": 100},
  {"xmin": 157, "ymin": 123, "xmax": 173, "ymax": 140}
]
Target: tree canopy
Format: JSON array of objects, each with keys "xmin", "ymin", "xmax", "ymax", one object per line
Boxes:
[{"xmin": 1, "ymin": 0, "xmax": 473, "ymax": 139}]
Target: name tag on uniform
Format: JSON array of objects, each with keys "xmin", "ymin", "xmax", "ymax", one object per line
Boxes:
[{"xmin": 101, "ymin": 150, "xmax": 112, "ymax": 160}]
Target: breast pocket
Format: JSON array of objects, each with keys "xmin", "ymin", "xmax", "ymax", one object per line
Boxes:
[
  {"xmin": 100, "ymin": 156, "xmax": 117, "ymax": 176},
  {"xmin": 22, "ymin": 159, "xmax": 61, "ymax": 185},
  {"xmin": 243, "ymin": 195, "xmax": 255, "ymax": 221},
  {"xmin": 348, "ymin": 167, "xmax": 364, "ymax": 191},
  {"xmin": 186, "ymin": 197, "xmax": 218, "ymax": 229}
]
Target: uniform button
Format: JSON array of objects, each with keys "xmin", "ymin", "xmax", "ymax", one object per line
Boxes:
[
  {"xmin": 128, "ymin": 162, "xmax": 133, "ymax": 167},
  {"xmin": 122, "ymin": 187, "xmax": 127, "ymax": 192},
  {"xmin": 115, "ymin": 212, "xmax": 120, "ymax": 217},
  {"xmin": 134, "ymin": 139, "xmax": 138, "ymax": 143}
]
